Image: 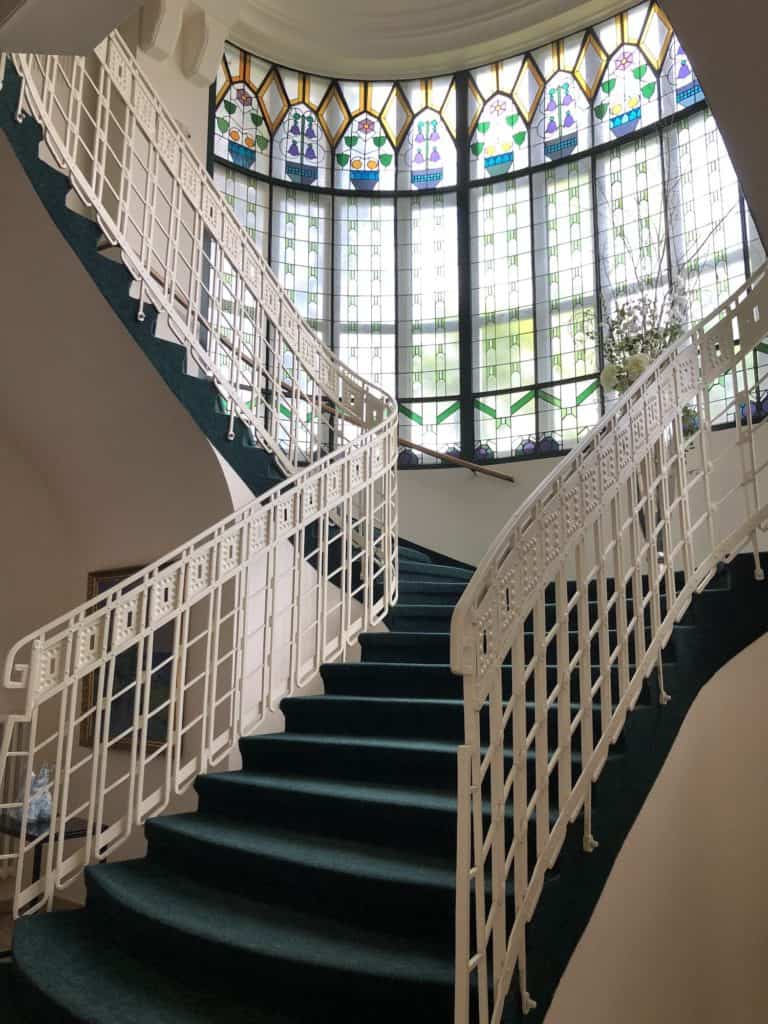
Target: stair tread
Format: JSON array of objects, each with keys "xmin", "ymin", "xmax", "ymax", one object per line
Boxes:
[
  {"xmin": 87, "ymin": 859, "xmax": 453, "ymax": 984},
  {"xmin": 12, "ymin": 911, "xmax": 294, "ymax": 1023},
  {"xmin": 148, "ymin": 812, "xmax": 455, "ymax": 886},
  {"xmin": 198, "ymin": 769, "xmax": 460, "ymax": 811}
]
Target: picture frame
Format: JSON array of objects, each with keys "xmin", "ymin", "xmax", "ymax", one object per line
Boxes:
[{"xmin": 79, "ymin": 567, "xmax": 174, "ymax": 752}]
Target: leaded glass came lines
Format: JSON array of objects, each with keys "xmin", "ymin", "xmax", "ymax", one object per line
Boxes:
[{"xmin": 210, "ymin": 2, "xmax": 765, "ymax": 465}]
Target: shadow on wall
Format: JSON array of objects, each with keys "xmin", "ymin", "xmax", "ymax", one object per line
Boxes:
[{"xmin": 545, "ymin": 633, "xmax": 768, "ymax": 1024}]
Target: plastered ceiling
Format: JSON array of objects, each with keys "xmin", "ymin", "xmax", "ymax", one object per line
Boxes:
[{"xmin": 231, "ymin": 0, "xmax": 627, "ymax": 76}]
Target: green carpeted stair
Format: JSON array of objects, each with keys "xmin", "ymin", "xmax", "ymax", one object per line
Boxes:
[{"xmin": 4, "ymin": 543, "xmax": 767, "ymax": 1023}]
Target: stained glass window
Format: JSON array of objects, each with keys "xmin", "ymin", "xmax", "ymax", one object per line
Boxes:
[
  {"xmin": 664, "ymin": 110, "xmax": 745, "ymax": 324},
  {"xmin": 661, "ymin": 37, "xmax": 705, "ymax": 115},
  {"xmin": 213, "ymin": 165, "xmax": 270, "ymax": 257},
  {"xmin": 595, "ymin": 134, "xmax": 667, "ymax": 314},
  {"xmin": 334, "ymin": 196, "xmax": 396, "ymax": 396},
  {"xmin": 211, "ymin": 7, "xmax": 760, "ymax": 466},
  {"xmin": 593, "ymin": 45, "xmax": 660, "ymax": 145},
  {"xmin": 334, "ymin": 113, "xmax": 395, "ymax": 191},
  {"xmin": 470, "ymin": 178, "xmax": 534, "ymax": 393},
  {"xmin": 397, "ymin": 193, "xmax": 460, "ymax": 399},
  {"xmin": 271, "ymin": 186, "xmax": 332, "ymax": 342},
  {"xmin": 531, "ymin": 73, "xmax": 591, "ymax": 165},
  {"xmin": 470, "ymin": 95, "xmax": 529, "ymax": 180},
  {"xmin": 533, "ymin": 159, "xmax": 597, "ymax": 384}
]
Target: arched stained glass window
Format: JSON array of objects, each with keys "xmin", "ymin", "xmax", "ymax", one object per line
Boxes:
[
  {"xmin": 470, "ymin": 94, "xmax": 529, "ymax": 180},
  {"xmin": 398, "ymin": 110, "xmax": 457, "ymax": 191},
  {"xmin": 334, "ymin": 113, "xmax": 395, "ymax": 191},
  {"xmin": 273, "ymin": 104, "xmax": 331, "ymax": 188},
  {"xmin": 211, "ymin": 2, "xmax": 764, "ymax": 465},
  {"xmin": 661, "ymin": 37, "xmax": 705, "ymax": 115},
  {"xmin": 531, "ymin": 72, "xmax": 591, "ymax": 164},
  {"xmin": 593, "ymin": 44, "xmax": 660, "ymax": 144}
]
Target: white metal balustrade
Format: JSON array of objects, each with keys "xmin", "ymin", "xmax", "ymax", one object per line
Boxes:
[
  {"xmin": 451, "ymin": 263, "xmax": 768, "ymax": 1022},
  {"xmin": 0, "ymin": 35, "xmax": 399, "ymax": 916}
]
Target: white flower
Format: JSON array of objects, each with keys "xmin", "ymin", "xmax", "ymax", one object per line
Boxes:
[
  {"xmin": 600, "ymin": 363, "xmax": 619, "ymax": 391},
  {"xmin": 625, "ymin": 352, "xmax": 650, "ymax": 382}
]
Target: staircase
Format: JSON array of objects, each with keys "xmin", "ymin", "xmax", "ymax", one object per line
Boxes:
[
  {"xmin": 2, "ymin": 28, "xmax": 768, "ymax": 1024},
  {"xmin": 4, "ymin": 544, "xmax": 767, "ymax": 1022}
]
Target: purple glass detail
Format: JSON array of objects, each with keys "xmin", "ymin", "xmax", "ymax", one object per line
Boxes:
[{"xmin": 288, "ymin": 140, "xmax": 300, "ymax": 157}]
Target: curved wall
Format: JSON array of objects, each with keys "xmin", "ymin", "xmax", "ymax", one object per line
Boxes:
[{"xmin": 0, "ymin": 128, "xmax": 240, "ymax": 673}]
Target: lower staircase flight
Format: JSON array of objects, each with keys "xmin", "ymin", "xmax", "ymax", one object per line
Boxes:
[{"xmin": 4, "ymin": 542, "xmax": 767, "ymax": 1023}]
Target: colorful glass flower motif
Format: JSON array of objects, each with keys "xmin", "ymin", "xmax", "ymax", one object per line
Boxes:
[
  {"xmin": 543, "ymin": 82, "xmax": 578, "ymax": 160},
  {"xmin": 409, "ymin": 117, "xmax": 444, "ymax": 189},
  {"xmin": 236, "ymin": 87, "xmax": 253, "ymax": 108},
  {"xmin": 471, "ymin": 94, "xmax": 527, "ymax": 177},
  {"xmin": 594, "ymin": 46, "xmax": 656, "ymax": 140},
  {"xmin": 282, "ymin": 109, "xmax": 322, "ymax": 185},
  {"xmin": 335, "ymin": 112, "xmax": 394, "ymax": 191}
]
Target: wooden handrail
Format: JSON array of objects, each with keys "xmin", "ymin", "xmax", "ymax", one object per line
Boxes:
[{"xmin": 398, "ymin": 439, "xmax": 515, "ymax": 483}]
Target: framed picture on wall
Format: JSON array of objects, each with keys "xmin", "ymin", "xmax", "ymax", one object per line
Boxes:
[{"xmin": 79, "ymin": 567, "xmax": 175, "ymax": 752}]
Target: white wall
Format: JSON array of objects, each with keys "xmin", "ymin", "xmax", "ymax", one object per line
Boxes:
[
  {"xmin": 545, "ymin": 633, "xmax": 768, "ymax": 1024},
  {"xmin": 398, "ymin": 457, "xmax": 559, "ymax": 565},
  {"xmin": 0, "ymin": 127, "xmax": 239, "ymax": 683}
]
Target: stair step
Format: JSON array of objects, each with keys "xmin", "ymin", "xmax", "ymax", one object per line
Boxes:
[
  {"xmin": 360, "ymin": 626, "xmax": 674, "ymax": 666},
  {"xmin": 396, "ymin": 579, "xmax": 467, "ymax": 604},
  {"xmin": 320, "ymin": 660, "xmax": 662, "ymax": 705},
  {"xmin": 84, "ymin": 859, "xmax": 454, "ymax": 1018},
  {"xmin": 11, "ymin": 910, "xmax": 298, "ymax": 1024},
  {"xmin": 145, "ymin": 812, "xmax": 455, "ymax": 945},
  {"xmin": 398, "ymin": 562, "xmax": 473, "ymax": 582},
  {"xmin": 280, "ymin": 695, "xmax": 610, "ymax": 747}
]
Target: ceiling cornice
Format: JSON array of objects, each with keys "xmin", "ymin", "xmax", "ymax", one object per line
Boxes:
[{"xmin": 230, "ymin": 0, "xmax": 628, "ymax": 78}]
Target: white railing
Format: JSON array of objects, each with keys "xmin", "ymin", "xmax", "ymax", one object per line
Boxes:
[
  {"xmin": 451, "ymin": 264, "xmax": 768, "ymax": 1022},
  {"xmin": 0, "ymin": 34, "xmax": 398, "ymax": 915}
]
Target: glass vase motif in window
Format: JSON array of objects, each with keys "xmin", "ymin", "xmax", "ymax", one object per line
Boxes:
[
  {"xmin": 594, "ymin": 47, "xmax": 656, "ymax": 140},
  {"xmin": 471, "ymin": 95, "xmax": 527, "ymax": 178},
  {"xmin": 543, "ymin": 81, "xmax": 578, "ymax": 160},
  {"xmin": 409, "ymin": 116, "xmax": 444, "ymax": 189},
  {"xmin": 279, "ymin": 107, "xmax": 325, "ymax": 186},
  {"xmin": 668, "ymin": 43, "xmax": 704, "ymax": 109},
  {"xmin": 216, "ymin": 83, "xmax": 269, "ymax": 170},
  {"xmin": 336, "ymin": 115, "xmax": 394, "ymax": 191}
]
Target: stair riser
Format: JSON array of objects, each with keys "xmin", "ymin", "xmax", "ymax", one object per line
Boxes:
[
  {"xmin": 279, "ymin": 699, "xmax": 609, "ymax": 750},
  {"xmin": 320, "ymin": 662, "xmax": 660, "ymax": 706},
  {"xmin": 387, "ymin": 594, "xmax": 671, "ymax": 633},
  {"xmin": 361, "ymin": 627, "xmax": 675, "ymax": 667}
]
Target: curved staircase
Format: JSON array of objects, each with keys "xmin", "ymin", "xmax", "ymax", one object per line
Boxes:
[{"xmin": 2, "ymin": 28, "xmax": 768, "ymax": 1024}]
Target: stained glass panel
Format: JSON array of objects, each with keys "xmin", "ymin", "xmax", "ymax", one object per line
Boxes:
[
  {"xmin": 214, "ymin": 164, "xmax": 270, "ymax": 257},
  {"xmin": 536, "ymin": 379, "xmax": 601, "ymax": 451},
  {"xmin": 334, "ymin": 113, "xmax": 396, "ymax": 191},
  {"xmin": 271, "ymin": 186, "xmax": 332, "ymax": 342},
  {"xmin": 593, "ymin": 44, "xmax": 660, "ymax": 145},
  {"xmin": 470, "ymin": 178, "xmax": 534, "ymax": 393},
  {"xmin": 664, "ymin": 110, "xmax": 745, "ymax": 324},
  {"xmin": 661, "ymin": 36, "xmax": 705, "ymax": 115},
  {"xmin": 272, "ymin": 104, "xmax": 331, "ymax": 188},
  {"xmin": 595, "ymin": 133, "xmax": 667, "ymax": 313},
  {"xmin": 398, "ymin": 110, "xmax": 457, "ymax": 191},
  {"xmin": 530, "ymin": 72, "xmax": 591, "ymax": 164},
  {"xmin": 533, "ymin": 159, "xmax": 598, "ymax": 384},
  {"xmin": 470, "ymin": 94, "xmax": 529, "ymax": 181},
  {"xmin": 397, "ymin": 193, "xmax": 460, "ymax": 399},
  {"xmin": 214, "ymin": 76, "xmax": 271, "ymax": 176},
  {"xmin": 473, "ymin": 389, "xmax": 538, "ymax": 460},
  {"xmin": 398, "ymin": 399, "xmax": 461, "ymax": 465},
  {"xmin": 334, "ymin": 196, "xmax": 396, "ymax": 395}
]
